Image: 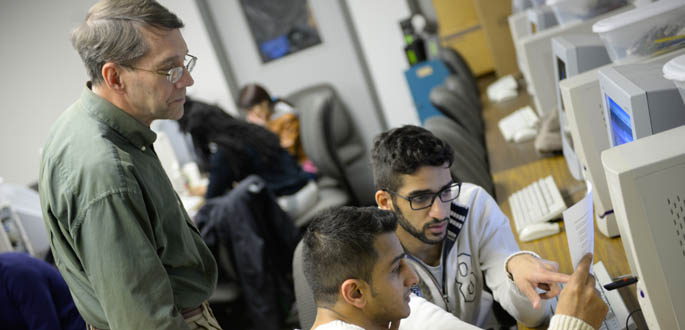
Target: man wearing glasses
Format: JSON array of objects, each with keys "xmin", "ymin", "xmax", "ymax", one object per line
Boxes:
[
  {"xmin": 371, "ymin": 125, "xmax": 573, "ymax": 329},
  {"xmin": 39, "ymin": 1, "xmax": 219, "ymax": 329}
]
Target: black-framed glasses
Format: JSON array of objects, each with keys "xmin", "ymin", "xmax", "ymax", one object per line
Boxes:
[
  {"xmin": 125, "ymin": 54, "xmax": 197, "ymax": 84},
  {"xmin": 385, "ymin": 182, "xmax": 462, "ymax": 210}
]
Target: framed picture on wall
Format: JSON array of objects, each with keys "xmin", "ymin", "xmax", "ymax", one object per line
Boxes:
[{"xmin": 240, "ymin": 0, "xmax": 323, "ymax": 63}]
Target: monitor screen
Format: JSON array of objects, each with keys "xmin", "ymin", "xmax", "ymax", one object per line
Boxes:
[
  {"xmin": 557, "ymin": 57, "xmax": 567, "ymax": 81},
  {"xmin": 557, "ymin": 57, "xmax": 567, "ymax": 111},
  {"xmin": 607, "ymin": 95, "xmax": 634, "ymax": 146}
]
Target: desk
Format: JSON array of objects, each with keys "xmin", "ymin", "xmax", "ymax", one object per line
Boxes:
[{"xmin": 479, "ymin": 75, "xmax": 643, "ymax": 329}]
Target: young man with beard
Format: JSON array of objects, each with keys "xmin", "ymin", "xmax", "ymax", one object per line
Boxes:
[{"xmin": 371, "ymin": 125, "xmax": 598, "ymax": 329}]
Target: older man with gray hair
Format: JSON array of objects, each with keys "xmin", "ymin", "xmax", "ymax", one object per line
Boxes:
[{"xmin": 39, "ymin": 1, "xmax": 219, "ymax": 329}]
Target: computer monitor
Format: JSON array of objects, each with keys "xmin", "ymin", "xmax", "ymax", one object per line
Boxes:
[
  {"xmin": 560, "ymin": 48, "xmax": 685, "ymax": 238},
  {"xmin": 151, "ymin": 119, "xmax": 196, "ymax": 167},
  {"xmin": 599, "ymin": 61, "xmax": 685, "ymax": 147},
  {"xmin": 0, "ymin": 181, "xmax": 50, "ymax": 258},
  {"xmin": 152, "ymin": 130, "xmax": 186, "ymax": 194},
  {"xmin": 552, "ymin": 33, "xmax": 611, "ymax": 180},
  {"xmin": 0, "ymin": 203, "xmax": 35, "ymax": 256},
  {"xmin": 526, "ymin": 5, "xmax": 559, "ymax": 35},
  {"xmin": 510, "ymin": 11, "xmax": 534, "ymax": 94},
  {"xmin": 602, "ymin": 125, "xmax": 685, "ymax": 330},
  {"xmin": 519, "ymin": 5, "xmax": 631, "ymax": 117}
]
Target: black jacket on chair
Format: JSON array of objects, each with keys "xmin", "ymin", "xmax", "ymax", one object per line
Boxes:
[{"xmin": 195, "ymin": 175, "xmax": 299, "ymax": 330}]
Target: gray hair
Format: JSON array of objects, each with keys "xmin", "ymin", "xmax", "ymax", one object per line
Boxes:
[{"xmin": 71, "ymin": 0, "xmax": 184, "ymax": 85}]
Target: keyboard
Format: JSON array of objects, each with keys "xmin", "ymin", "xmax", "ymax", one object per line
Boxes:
[
  {"xmin": 509, "ymin": 175, "xmax": 567, "ymax": 235},
  {"xmin": 498, "ymin": 105, "xmax": 539, "ymax": 142},
  {"xmin": 550, "ymin": 261, "xmax": 634, "ymax": 330}
]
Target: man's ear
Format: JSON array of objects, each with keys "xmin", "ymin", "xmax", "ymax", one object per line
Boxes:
[
  {"xmin": 340, "ymin": 279, "xmax": 367, "ymax": 309},
  {"xmin": 375, "ymin": 190, "xmax": 393, "ymax": 211},
  {"xmin": 101, "ymin": 62, "xmax": 125, "ymax": 93}
]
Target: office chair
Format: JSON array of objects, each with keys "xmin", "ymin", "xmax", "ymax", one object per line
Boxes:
[
  {"xmin": 286, "ymin": 84, "xmax": 376, "ymax": 206},
  {"xmin": 444, "ymin": 74, "xmax": 482, "ymax": 112},
  {"xmin": 292, "ymin": 239, "xmax": 316, "ymax": 330},
  {"xmin": 440, "ymin": 47, "xmax": 479, "ymax": 97},
  {"xmin": 209, "ymin": 244, "xmax": 242, "ymax": 304},
  {"xmin": 424, "ymin": 117, "xmax": 495, "ymax": 197},
  {"xmin": 429, "ymin": 86, "xmax": 485, "ymax": 143},
  {"xmin": 290, "ymin": 177, "xmax": 351, "ymax": 228}
]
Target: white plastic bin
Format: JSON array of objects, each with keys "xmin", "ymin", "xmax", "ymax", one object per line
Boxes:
[
  {"xmin": 592, "ymin": 0, "xmax": 685, "ymax": 63},
  {"xmin": 546, "ymin": 0, "xmax": 626, "ymax": 25},
  {"xmin": 663, "ymin": 54, "xmax": 685, "ymax": 103}
]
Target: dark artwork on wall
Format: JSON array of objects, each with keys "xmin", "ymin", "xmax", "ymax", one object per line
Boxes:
[{"xmin": 240, "ymin": 0, "xmax": 323, "ymax": 63}]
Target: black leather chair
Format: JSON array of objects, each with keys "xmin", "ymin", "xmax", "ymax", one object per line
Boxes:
[
  {"xmin": 440, "ymin": 47, "xmax": 479, "ymax": 98},
  {"xmin": 424, "ymin": 117, "xmax": 494, "ymax": 197},
  {"xmin": 430, "ymin": 85, "xmax": 485, "ymax": 143},
  {"xmin": 444, "ymin": 74, "xmax": 482, "ymax": 112},
  {"xmin": 287, "ymin": 84, "xmax": 376, "ymax": 206}
]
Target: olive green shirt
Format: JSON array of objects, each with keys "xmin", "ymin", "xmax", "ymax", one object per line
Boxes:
[{"xmin": 39, "ymin": 86, "xmax": 218, "ymax": 329}]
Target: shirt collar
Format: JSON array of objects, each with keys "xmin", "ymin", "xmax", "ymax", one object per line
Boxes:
[{"xmin": 80, "ymin": 83, "xmax": 157, "ymax": 149}]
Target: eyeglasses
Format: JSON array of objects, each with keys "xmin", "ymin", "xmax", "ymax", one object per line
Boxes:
[
  {"xmin": 125, "ymin": 54, "xmax": 197, "ymax": 84},
  {"xmin": 385, "ymin": 182, "xmax": 462, "ymax": 210}
]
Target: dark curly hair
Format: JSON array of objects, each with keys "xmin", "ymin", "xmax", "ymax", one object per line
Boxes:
[{"xmin": 371, "ymin": 125, "xmax": 454, "ymax": 192}]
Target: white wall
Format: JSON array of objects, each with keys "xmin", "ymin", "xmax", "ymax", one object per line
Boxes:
[
  {"xmin": 161, "ymin": 0, "xmax": 236, "ymax": 115},
  {"xmin": 204, "ymin": 0, "xmax": 384, "ymax": 146},
  {"xmin": 0, "ymin": 0, "xmax": 232, "ymax": 185},
  {"xmin": 0, "ymin": 0, "xmax": 417, "ymax": 185},
  {"xmin": 345, "ymin": 0, "xmax": 420, "ymax": 128},
  {"xmin": 0, "ymin": 0, "xmax": 90, "ymax": 186}
]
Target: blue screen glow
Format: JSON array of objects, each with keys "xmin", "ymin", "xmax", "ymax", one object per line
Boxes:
[{"xmin": 607, "ymin": 95, "xmax": 633, "ymax": 146}]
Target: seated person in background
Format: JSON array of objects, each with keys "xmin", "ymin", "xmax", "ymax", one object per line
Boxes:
[
  {"xmin": 238, "ymin": 83, "xmax": 317, "ymax": 174},
  {"xmin": 371, "ymin": 125, "xmax": 569, "ymax": 328},
  {"xmin": 179, "ymin": 98, "xmax": 317, "ymax": 218},
  {"xmin": 302, "ymin": 206, "xmax": 608, "ymax": 330},
  {"xmin": 0, "ymin": 252, "xmax": 85, "ymax": 330}
]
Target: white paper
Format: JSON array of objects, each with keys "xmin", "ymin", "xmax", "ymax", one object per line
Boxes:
[{"xmin": 563, "ymin": 180, "xmax": 594, "ymax": 271}]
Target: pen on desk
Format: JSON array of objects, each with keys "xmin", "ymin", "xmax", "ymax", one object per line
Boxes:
[{"xmin": 603, "ymin": 275, "xmax": 638, "ymax": 291}]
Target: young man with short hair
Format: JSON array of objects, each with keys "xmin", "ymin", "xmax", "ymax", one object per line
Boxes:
[
  {"xmin": 302, "ymin": 206, "xmax": 419, "ymax": 329},
  {"xmin": 371, "ymin": 125, "xmax": 570, "ymax": 328}
]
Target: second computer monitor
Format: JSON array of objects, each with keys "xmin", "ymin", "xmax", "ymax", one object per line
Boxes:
[
  {"xmin": 553, "ymin": 34, "xmax": 611, "ymax": 111},
  {"xmin": 520, "ymin": 5, "xmax": 631, "ymax": 117},
  {"xmin": 599, "ymin": 61, "xmax": 685, "ymax": 147},
  {"xmin": 552, "ymin": 33, "xmax": 611, "ymax": 180},
  {"xmin": 527, "ymin": 5, "xmax": 558, "ymax": 34}
]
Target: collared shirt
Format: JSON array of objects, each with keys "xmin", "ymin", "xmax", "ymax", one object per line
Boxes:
[{"xmin": 39, "ymin": 85, "xmax": 218, "ymax": 329}]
